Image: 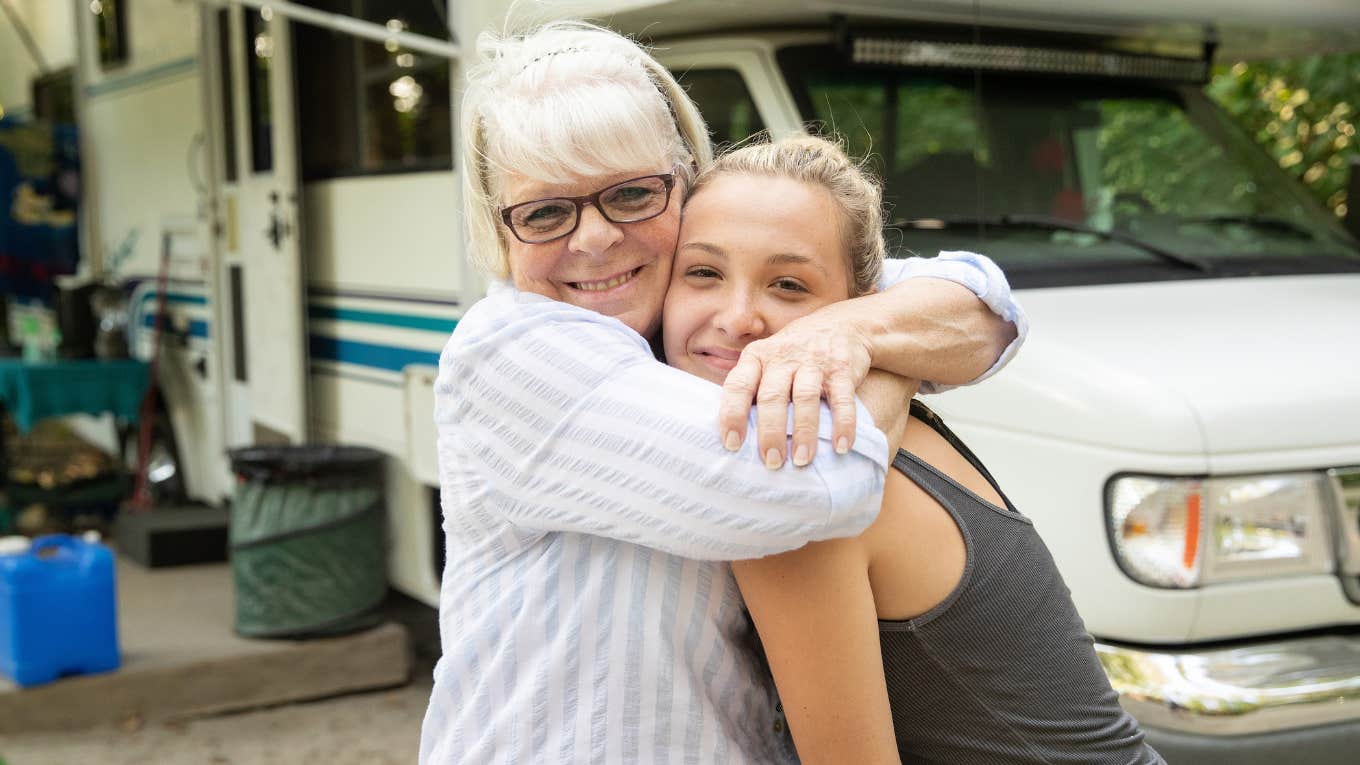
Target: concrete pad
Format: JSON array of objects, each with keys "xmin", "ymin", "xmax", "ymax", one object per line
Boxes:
[{"xmin": 0, "ymin": 556, "xmax": 411, "ymax": 734}]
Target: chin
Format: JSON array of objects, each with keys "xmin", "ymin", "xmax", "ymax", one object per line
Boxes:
[{"xmin": 687, "ymin": 357, "xmax": 727, "ymax": 386}]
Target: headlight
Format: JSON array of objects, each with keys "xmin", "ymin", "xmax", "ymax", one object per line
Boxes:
[{"xmin": 1107, "ymin": 473, "xmax": 1334, "ymax": 588}]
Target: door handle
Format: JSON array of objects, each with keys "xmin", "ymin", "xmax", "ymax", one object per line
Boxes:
[{"xmin": 265, "ymin": 211, "xmax": 291, "ymax": 250}]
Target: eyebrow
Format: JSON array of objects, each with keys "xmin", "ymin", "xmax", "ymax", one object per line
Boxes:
[
  {"xmin": 767, "ymin": 252, "xmax": 828, "ymax": 276},
  {"xmin": 681, "ymin": 241, "xmax": 829, "ymax": 275}
]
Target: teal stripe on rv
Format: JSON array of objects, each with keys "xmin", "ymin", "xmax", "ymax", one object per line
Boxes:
[
  {"xmin": 309, "ymin": 335, "xmax": 440, "ymax": 372},
  {"xmin": 308, "ymin": 305, "xmax": 458, "ymax": 334},
  {"xmin": 140, "ymin": 292, "xmax": 208, "ymax": 307}
]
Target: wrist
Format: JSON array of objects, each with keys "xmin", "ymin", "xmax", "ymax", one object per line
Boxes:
[{"xmin": 840, "ymin": 292, "xmax": 893, "ymax": 367}]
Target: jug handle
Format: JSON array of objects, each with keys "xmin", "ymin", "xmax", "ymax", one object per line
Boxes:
[{"xmin": 30, "ymin": 534, "xmax": 78, "ymax": 559}]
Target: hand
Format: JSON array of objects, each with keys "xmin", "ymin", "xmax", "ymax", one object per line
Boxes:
[{"xmin": 718, "ymin": 306, "xmax": 872, "ymax": 469}]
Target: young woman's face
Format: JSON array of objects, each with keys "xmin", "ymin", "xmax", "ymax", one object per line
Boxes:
[
  {"xmin": 501, "ymin": 166, "xmax": 682, "ymax": 339},
  {"xmin": 663, "ymin": 173, "xmax": 852, "ymax": 385}
]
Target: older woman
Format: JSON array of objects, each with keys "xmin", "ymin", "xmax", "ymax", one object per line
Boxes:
[{"xmin": 420, "ymin": 21, "xmax": 1027, "ymax": 765}]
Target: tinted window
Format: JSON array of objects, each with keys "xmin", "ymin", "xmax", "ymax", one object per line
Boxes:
[
  {"xmin": 245, "ymin": 9, "xmax": 272, "ymax": 173},
  {"xmin": 295, "ymin": 0, "xmax": 452, "ymax": 180},
  {"xmin": 91, "ymin": 0, "xmax": 129, "ymax": 69}
]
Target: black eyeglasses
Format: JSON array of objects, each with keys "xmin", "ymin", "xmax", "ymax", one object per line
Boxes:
[{"xmin": 500, "ymin": 169, "xmax": 679, "ymax": 244}]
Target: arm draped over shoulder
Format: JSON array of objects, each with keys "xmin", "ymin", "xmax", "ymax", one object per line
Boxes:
[{"xmin": 435, "ymin": 285, "xmax": 889, "ymax": 561}]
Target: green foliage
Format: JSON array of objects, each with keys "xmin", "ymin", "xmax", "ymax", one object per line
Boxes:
[
  {"xmin": 1096, "ymin": 99, "xmax": 1252, "ymax": 217},
  {"xmin": 1207, "ymin": 52, "xmax": 1360, "ymax": 218}
]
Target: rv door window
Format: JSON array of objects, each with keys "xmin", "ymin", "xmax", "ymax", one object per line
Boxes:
[
  {"xmin": 294, "ymin": 0, "xmax": 452, "ymax": 180},
  {"xmin": 245, "ymin": 9, "xmax": 273, "ymax": 173},
  {"xmin": 778, "ymin": 44, "xmax": 1360, "ymax": 287},
  {"xmin": 91, "ymin": 0, "xmax": 129, "ymax": 70}
]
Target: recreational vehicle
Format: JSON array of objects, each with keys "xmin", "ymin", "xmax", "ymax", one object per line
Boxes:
[{"xmin": 4, "ymin": 0, "xmax": 1360, "ymax": 760}]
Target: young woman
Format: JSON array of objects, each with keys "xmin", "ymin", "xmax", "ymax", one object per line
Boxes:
[{"xmin": 663, "ymin": 135, "xmax": 1164, "ymax": 765}]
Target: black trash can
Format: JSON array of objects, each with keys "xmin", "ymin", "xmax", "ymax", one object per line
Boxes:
[{"xmin": 227, "ymin": 445, "xmax": 387, "ymax": 638}]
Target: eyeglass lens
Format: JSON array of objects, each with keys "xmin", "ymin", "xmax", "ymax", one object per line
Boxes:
[{"xmin": 508, "ymin": 175, "xmax": 671, "ymax": 243}]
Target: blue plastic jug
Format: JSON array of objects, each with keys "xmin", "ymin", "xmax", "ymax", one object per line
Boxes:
[{"xmin": 0, "ymin": 534, "xmax": 120, "ymax": 686}]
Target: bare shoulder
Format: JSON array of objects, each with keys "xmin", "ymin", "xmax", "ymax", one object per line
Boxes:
[{"xmin": 898, "ymin": 415, "xmax": 1007, "ymax": 509}]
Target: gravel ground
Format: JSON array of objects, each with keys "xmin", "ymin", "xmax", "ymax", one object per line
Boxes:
[{"xmin": 1, "ymin": 595, "xmax": 440, "ymax": 765}]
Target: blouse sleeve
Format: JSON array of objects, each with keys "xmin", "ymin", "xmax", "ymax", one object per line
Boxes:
[{"xmin": 435, "ymin": 288, "xmax": 889, "ymax": 561}]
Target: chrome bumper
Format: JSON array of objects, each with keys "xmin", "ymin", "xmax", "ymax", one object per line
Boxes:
[{"xmin": 1096, "ymin": 634, "xmax": 1360, "ymax": 735}]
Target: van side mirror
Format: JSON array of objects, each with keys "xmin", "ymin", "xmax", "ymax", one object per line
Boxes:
[{"xmin": 1347, "ymin": 155, "xmax": 1360, "ymax": 241}]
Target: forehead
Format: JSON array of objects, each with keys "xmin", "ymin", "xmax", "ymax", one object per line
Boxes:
[
  {"xmin": 680, "ymin": 174, "xmax": 843, "ymax": 260},
  {"xmin": 501, "ymin": 166, "xmax": 672, "ymax": 205}
]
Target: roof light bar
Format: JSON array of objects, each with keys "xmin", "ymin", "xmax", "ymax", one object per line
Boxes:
[{"xmin": 851, "ymin": 38, "xmax": 1209, "ymax": 83}]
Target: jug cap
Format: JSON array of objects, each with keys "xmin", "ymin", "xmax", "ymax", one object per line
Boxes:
[{"xmin": 0, "ymin": 536, "xmax": 32, "ymax": 556}]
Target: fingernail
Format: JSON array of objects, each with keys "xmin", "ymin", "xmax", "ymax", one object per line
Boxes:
[
  {"xmin": 724, "ymin": 431, "xmax": 741, "ymax": 451},
  {"xmin": 835, "ymin": 437, "xmax": 850, "ymax": 454},
  {"xmin": 792, "ymin": 445, "xmax": 810, "ymax": 467},
  {"xmin": 764, "ymin": 448, "xmax": 782, "ymax": 469}
]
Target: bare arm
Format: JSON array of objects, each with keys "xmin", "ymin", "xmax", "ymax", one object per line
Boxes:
[
  {"xmin": 733, "ymin": 538, "xmax": 902, "ymax": 765},
  {"xmin": 855, "ymin": 371, "xmax": 921, "ymax": 464}
]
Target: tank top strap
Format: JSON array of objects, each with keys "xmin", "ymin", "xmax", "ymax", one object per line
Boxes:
[{"xmin": 894, "ymin": 400, "xmax": 1021, "ymax": 515}]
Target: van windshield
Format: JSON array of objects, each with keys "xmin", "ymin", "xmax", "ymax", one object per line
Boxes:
[{"xmin": 778, "ymin": 45, "xmax": 1360, "ymax": 287}]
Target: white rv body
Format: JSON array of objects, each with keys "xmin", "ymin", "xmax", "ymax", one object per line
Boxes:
[{"xmin": 3, "ymin": 0, "xmax": 1360, "ymax": 759}]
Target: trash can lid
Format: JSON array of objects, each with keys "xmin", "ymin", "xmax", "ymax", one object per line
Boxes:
[{"xmin": 227, "ymin": 445, "xmax": 385, "ymax": 481}]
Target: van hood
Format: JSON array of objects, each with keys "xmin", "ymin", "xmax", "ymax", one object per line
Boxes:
[{"xmin": 929, "ymin": 274, "xmax": 1360, "ymax": 456}]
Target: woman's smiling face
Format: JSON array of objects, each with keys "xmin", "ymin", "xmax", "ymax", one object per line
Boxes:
[
  {"xmin": 502, "ymin": 166, "xmax": 682, "ymax": 339},
  {"xmin": 663, "ymin": 173, "xmax": 852, "ymax": 384}
]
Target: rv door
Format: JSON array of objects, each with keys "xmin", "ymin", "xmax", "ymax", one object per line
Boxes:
[{"xmin": 223, "ymin": 5, "xmax": 309, "ymax": 444}]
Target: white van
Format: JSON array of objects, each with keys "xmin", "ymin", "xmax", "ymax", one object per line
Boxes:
[{"xmin": 4, "ymin": 0, "xmax": 1359, "ymax": 760}]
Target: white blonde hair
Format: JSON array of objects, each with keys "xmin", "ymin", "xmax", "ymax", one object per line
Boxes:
[
  {"xmin": 689, "ymin": 135, "xmax": 886, "ymax": 296},
  {"xmin": 462, "ymin": 20, "xmax": 713, "ymax": 278}
]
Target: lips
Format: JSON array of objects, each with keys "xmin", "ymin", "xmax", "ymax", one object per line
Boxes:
[
  {"xmin": 695, "ymin": 346, "xmax": 742, "ymax": 362},
  {"xmin": 568, "ymin": 266, "xmax": 643, "ymax": 293},
  {"xmin": 691, "ymin": 345, "xmax": 743, "ymax": 378}
]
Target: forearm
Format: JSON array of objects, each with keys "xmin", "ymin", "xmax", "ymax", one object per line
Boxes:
[
  {"xmin": 854, "ymin": 277, "xmax": 1015, "ymax": 385},
  {"xmin": 856, "ymin": 370, "xmax": 919, "ymax": 462}
]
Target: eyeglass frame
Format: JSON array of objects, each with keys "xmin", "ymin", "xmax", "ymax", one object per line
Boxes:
[{"xmin": 499, "ymin": 167, "xmax": 681, "ymax": 245}]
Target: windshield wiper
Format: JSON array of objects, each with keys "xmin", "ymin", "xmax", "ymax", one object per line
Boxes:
[
  {"xmin": 896, "ymin": 214, "xmax": 1213, "ymax": 272},
  {"xmin": 1177, "ymin": 214, "xmax": 1319, "ymax": 240}
]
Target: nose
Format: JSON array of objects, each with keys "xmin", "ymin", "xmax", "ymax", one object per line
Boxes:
[
  {"xmin": 713, "ymin": 291, "xmax": 766, "ymax": 341},
  {"xmin": 567, "ymin": 202, "xmax": 624, "ymax": 256}
]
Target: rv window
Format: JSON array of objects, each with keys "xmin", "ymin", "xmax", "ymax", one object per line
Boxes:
[
  {"xmin": 244, "ymin": 9, "xmax": 273, "ymax": 173},
  {"xmin": 91, "ymin": 0, "xmax": 129, "ymax": 70},
  {"xmin": 32, "ymin": 69, "xmax": 76, "ymax": 124},
  {"xmin": 294, "ymin": 0, "xmax": 452, "ymax": 180},
  {"xmin": 674, "ymin": 69, "xmax": 766, "ymax": 148}
]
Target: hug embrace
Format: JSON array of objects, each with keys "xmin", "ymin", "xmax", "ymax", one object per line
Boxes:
[{"xmin": 421, "ymin": 19, "xmax": 1164, "ymax": 765}]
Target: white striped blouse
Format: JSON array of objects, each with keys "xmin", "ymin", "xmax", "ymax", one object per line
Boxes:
[{"xmin": 419, "ymin": 252, "xmax": 1027, "ymax": 764}]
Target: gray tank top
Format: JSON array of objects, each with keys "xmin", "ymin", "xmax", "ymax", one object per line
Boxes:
[{"xmin": 878, "ymin": 401, "xmax": 1164, "ymax": 764}]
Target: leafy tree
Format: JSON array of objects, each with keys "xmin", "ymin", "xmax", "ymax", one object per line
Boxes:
[{"xmin": 1208, "ymin": 52, "xmax": 1360, "ymax": 218}]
